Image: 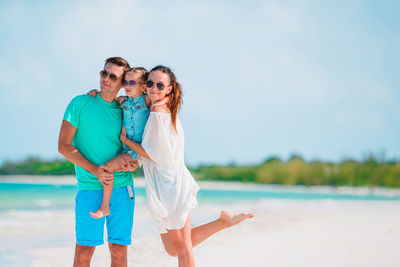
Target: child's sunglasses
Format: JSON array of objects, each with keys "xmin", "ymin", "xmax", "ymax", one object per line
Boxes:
[
  {"xmin": 145, "ymin": 80, "xmax": 168, "ymax": 91},
  {"xmin": 124, "ymin": 80, "xmax": 139, "ymax": 87},
  {"xmin": 99, "ymin": 70, "xmax": 118, "ymax": 82}
]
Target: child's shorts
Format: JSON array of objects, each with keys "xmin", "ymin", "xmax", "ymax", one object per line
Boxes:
[{"xmin": 75, "ymin": 185, "xmax": 135, "ymax": 246}]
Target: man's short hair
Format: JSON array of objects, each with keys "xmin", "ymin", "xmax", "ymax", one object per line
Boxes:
[{"xmin": 104, "ymin": 57, "xmax": 131, "ymax": 81}]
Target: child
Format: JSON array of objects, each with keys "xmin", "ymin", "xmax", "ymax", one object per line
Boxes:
[{"xmin": 88, "ymin": 67, "xmax": 164, "ymax": 219}]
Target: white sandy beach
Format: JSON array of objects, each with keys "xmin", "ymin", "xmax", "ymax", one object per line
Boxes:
[{"xmin": 1, "ymin": 176, "xmax": 400, "ymax": 266}]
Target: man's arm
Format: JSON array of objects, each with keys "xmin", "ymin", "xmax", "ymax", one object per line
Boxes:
[{"xmin": 58, "ymin": 120, "xmax": 114, "ymax": 185}]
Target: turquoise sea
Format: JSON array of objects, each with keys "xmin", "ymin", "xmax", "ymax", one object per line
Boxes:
[{"xmin": 1, "ymin": 181, "xmax": 400, "ymax": 211}]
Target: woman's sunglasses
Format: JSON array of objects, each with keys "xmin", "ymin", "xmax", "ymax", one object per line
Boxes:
[
  {"xmin": 145, "ymin": 80, "xmax": 168, "ymax": 91},
  {"xmin": 99, "ymin": 70, "xmax": 118, "ymax": 82}
]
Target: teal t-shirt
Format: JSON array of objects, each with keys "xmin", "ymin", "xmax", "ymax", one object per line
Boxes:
[{"xmin": 63, "ymin": 93, "xmax": 133, "ymax": 190}]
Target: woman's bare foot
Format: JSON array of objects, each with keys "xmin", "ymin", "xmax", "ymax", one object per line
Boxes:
[
  {"xmin": 219, "ymin": 210, "xmax": 254, "ymax": 228},
  {"xmin": 90, "ymin": 206, "xmax": 110, "ymax": 219}
]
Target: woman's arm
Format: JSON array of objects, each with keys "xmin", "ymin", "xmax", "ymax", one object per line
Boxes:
[{"xmin": 120, "ymin": 126, "xmax": 152, "ymax": 160}]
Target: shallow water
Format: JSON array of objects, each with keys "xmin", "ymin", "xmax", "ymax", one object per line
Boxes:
[{"xmin": 0, "ymin": 182, "xmax": 399, "ymax": 212}]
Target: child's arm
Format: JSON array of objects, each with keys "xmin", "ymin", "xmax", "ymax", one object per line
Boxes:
[
  {"xmin": 87, "ymin": 90, "xmax": 122, "ymax": 104},
  {"xmin": 120, "ymin": 126, "xmax": 152, "ymax": 160},
  {"xmin": 87, "ymin": 89, "xmax": 99, "ymax": 97},
  {"xmin": 150, "ymin": 96, "xmax": 169, "ymax": 111}
]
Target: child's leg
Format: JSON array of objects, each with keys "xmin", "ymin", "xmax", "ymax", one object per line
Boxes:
[
  {"xmin": 90, "ymin": 180, "xmax": 113, "ymax": 219},
  {"xmin": 90, "ymin": 153, "xmax": 132, "ymax": 219},
  {"xmin": 104, "ymin": 153, "xmax": 133, "ymax": 171}
]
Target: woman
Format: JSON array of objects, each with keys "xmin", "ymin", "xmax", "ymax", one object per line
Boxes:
[{"xmin": 120, "ymin": 65, "xmax": 253, "ymax": 267}]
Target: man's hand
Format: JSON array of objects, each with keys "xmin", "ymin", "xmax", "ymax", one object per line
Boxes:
[
  {"xmin": 129, "ymin": 160, "xmax": 140, "ymax": 169},
  {"xmin": 94, "ymin": 165, "xmax": 114, "ymax": 186}
]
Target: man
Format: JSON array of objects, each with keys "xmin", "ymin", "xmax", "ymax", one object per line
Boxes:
[{"xmin": 58, "ymin": 57, "xmax": 138, "ymax": 267}]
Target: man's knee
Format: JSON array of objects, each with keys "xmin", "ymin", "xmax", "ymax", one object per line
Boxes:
[
  {"xmin": 74, "ymin": 244, "xmax": 95, "ymax": 264},
  {"xmin": 109, "ymin": 243, "xmax": 127, "ymax": 259}
]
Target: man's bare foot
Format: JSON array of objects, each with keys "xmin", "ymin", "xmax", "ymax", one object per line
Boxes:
[
  {"xmin": 90, "ymin": 207, "xmax": 110, "ymax": 219},
  {"xmin": 219, "ymin": 210, "xmax": 254, "ymax": 228}
]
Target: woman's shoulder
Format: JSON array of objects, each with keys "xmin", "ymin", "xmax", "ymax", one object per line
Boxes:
[
  {"xmin": 151, "ymin": 104, "xmax": 170, "ymax": 113},
  {"xmin": 147, "ymin": 112, "xmax": 172, "ymax": 128},
  {"xmin": 149, "ymin": 113, "xmax": 182, "ymax": 135},
  {"xmin": 149, "ymin": 111, "xmax": 171, "ymax": 119}
]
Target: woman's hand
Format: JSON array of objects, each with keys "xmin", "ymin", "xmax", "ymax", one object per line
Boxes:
[
  {"xmin": 115, "ymin": 158, "xmax": 140, "ymax": 172},
  {"xmin": 120, "ymin": 126, "xmax": 128, "ymax": 144},
  {"xmin": 87, "ymin": 89, "xmax": 99, "ymax": 97}
]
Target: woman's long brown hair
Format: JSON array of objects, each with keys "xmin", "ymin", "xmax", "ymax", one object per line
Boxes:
[{"xmin": 149, "ymin": 65, "xmax": 183, "ymax": 131}]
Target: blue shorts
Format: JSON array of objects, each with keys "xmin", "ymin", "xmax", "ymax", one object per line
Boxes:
[{"xmin": 75, "ymin": 185, "xmax": 135, "ymax": 246}]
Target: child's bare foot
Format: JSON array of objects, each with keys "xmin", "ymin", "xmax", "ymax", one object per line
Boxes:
[
  {"xmin": 90, "ymin": 206, "xmax": 110, "ymax": 219},
  {"xmin": 219, "ymin": 210, "xmax": 254, "ymax": 228}
]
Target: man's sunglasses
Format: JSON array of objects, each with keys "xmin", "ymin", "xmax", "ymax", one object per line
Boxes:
[
  {"xmin": 124, "ymin": 80, "xmax": 144, "ymax": 87},
  {"xmin": 99, "ymin": 70, "xmax": 118, "ymax": 82},
  {"xmin": 145, "ymin": 80, "xmax": 169, "ymax": 91}
]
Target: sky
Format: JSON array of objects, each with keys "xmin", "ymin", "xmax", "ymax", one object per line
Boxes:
[{"xmin": 0, "ymin": 0, "xmax": 399, "ymax": 166}]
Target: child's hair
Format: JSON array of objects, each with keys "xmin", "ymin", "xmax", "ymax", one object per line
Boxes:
[
  {"xmin": 149, "ymin": 65, "xmax": 183, "ymax": 131},
  {"xmin": 125, "ymin": 67, "xmax": 149, "ymax": 82}
]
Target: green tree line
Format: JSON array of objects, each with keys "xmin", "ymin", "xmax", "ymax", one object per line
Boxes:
[
  {"xmin": 1, "ymin": 155, "xmax": 399, "ymax": 187},
  {"xmin": 0, "ymin": 156, "xmax": 75, "ymax": 175},
  {"xmin": 191, "ymin": 155, "xmax": 400, "ymax": 187}
]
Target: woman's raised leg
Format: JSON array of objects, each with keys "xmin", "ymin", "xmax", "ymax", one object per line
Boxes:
[{"xmin": 161, "ymin": 211, "xmax": 254, "ymax": 257}]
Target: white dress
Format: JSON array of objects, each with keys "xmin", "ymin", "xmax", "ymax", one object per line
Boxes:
[{"xmin": 139, "ymin": 112, "xmax": 199, "ymax": 233}]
